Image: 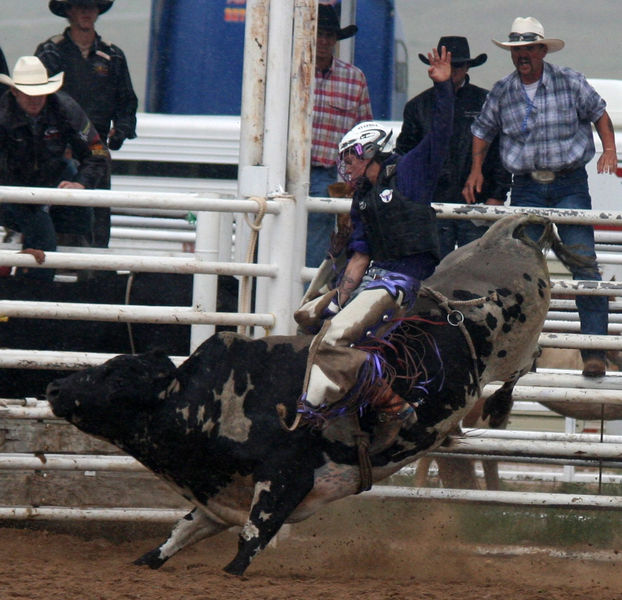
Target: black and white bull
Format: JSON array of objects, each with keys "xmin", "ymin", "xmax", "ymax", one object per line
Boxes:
[{"xmin": 46, "ymin": 214, "xmax": 584, "ymax": 576}]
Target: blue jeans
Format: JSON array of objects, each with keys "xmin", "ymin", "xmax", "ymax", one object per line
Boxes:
[
  {"xmin": 437, "ymin": 218, "xmax": 489, "ymax": 259},
  {"xmin": 510, "ymin": 167, "xmax": 607, "ymax": 359},
  {"xmin": 306, "ymin": 166, "xmax": 338, "ymax": 268}
]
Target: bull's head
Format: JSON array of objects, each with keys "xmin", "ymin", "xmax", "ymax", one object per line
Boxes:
[{"xmin": 46, "ymin": 350, "xmax": 177, "ymax": 436}]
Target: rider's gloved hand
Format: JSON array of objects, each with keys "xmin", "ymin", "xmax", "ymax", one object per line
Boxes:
[{"xmin": 322, "ymin": 297, "xmax": 341, "ymax": 319}]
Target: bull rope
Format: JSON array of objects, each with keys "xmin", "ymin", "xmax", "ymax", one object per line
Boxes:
[{"xmin": 418, "ymin": 286, "xmax": 499, "ymax": 399}]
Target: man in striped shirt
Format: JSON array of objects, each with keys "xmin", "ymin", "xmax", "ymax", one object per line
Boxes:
[{"xmin": 307, "ymin": 4, "xmax": 373, "ymax": 269}]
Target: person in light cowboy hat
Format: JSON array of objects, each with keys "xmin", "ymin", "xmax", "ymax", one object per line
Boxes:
[
  {"xmin": 36, "ymin": 0, "xmax": 137, "ymax": 248},
  {"xmin": 0, "ymin": 56, "xmax": 109, "ymax": 281},
  {"xmin": 307, "ymin": 3, "xmax": 373, "ymax": 271},
  {"xmin": 396, "ymin": 36, "xmax": 509, "ymax": 259},
  {"xmin": 464, "ymin": 17, "xmax": 618, "ymax": 378}
]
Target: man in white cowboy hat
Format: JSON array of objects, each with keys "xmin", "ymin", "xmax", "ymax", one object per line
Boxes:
[
  {"xmin": 0, "ymin": 56, "xmax": 109, "ymax": 281},
  {"xmin": 307, "ymin": 3, "xmax": 373, "ymax": 270},
  {"xmin": 463, "ymin": 17, "xmax": 618, "ymax": 378},
  {"xmin": 36, "ymin": 0, "xmax": 138, "ymax": 247},
  {"xmin": 396, "ymin": 36, "xmax": 510, "ymax": 259}
]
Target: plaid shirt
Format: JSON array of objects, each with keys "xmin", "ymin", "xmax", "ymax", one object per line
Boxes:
[
  {"xmin": 312, "ymin": 57, "xmax": 373, "ymax": 167},
  {"xmin": 471, "ymin": 62, "xmax": 606, "ymax": 174}
]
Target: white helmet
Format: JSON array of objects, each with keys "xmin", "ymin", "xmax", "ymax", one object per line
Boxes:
[{"xmin": 338, "ymin": 121, "xmax": 393, "ymax": 160}]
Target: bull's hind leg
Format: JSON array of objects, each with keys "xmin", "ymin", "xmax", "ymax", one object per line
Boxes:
[
  {"xmin": 224, "ymin": 464, "xmax": 314, "ymax": 575},
  {"xmin": 134, "ymin": 507, "xmax": 227, "ymax": 569}
]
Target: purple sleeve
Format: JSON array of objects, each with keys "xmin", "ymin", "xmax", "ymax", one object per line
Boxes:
[
  {"xmin": 347, "ymin": 196, "xmax": 370, "ymax": 255},
  {"xmin": 396, "ymin": 79, "xmax": 454, "ymax": 202}
]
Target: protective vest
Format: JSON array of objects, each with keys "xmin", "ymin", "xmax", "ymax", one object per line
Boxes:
[{"xmin": 357, "ymin": 164, "xmax": 440, "ymax": 263}]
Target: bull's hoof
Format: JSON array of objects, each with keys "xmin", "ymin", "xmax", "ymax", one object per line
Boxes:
[
  {"xmin": 134, "ymin": 549, "xmax": 167, "ymax": 570},
  {"xmin": 223, "ymin": 559, "xmax": 247, "ymax": 576}
]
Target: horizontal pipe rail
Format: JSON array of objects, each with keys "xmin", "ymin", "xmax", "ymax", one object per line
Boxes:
[
  {"xmin": 484, "ymin": 385, "xmax": 622, "ymax": 404},
  {"xmin": 424, "ymin": 454, "xmax": 622, "ymax": 469},
  {"xmin": 462, "ymin": 428, "xmax": 622, "ymax": 444},
  {"xmin": 1, "ymin": 406, "xmax": 55, "ymax": 419},
  {"xmin": 109, "ymin": 227, "xmax": 195, "ymax": 243},
  {"xmin": 0, "ymin": 453, "xmax": 146, "ymax": 472},
  {"xmin": 547, "ymin": 311, "xmax": 622, "ymax": 322},
  {"xmin": 306, "ymin": 199, "xmax": 622, "ymax": 227},
  {"xmin": 110, "ymin": 216, "xmax": 195, "ymax": 230},
  {"xmin": 516, "ymin": 368, "xmax": 622, "ymax": 388},
  {"xmin": 550, "ymin": 280, "xmax": 622, "ymax": 295},
  {"xmin": 3, "ymin": 488, "xmax": 622, "ymax": 523},
  {"xmin": 0, "ymin": 186, "xmax": 281, "ymax": 214},
  {"xmin": 0, "ymin": 251, "xmax": 276, "ymax": 277},
  {"xmin": 364, "ymin": 486, "xmax": 622, "ymax": 509},
  {"xmin": 438, "ymin": 438, "xmax": 622, "ymax": 460},
  {"xmin": 0, "ymin": 506, "xmax": 188, "ymax": 522},
  {"xmin": 0, "ymin": 301, "xmax": 275, "ymax": 328},
  {"xmin": 539, "ymin": 332, "xmax": 622, "ymax": 350},
  {"xmin": 543, "ymin": 321, "xmax": 622, "ymax": 334}
]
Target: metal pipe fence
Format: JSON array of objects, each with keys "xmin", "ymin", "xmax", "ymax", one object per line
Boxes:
[{"xmin": 2, "ymin": 189, "xmax": 622, "ymax": 518}]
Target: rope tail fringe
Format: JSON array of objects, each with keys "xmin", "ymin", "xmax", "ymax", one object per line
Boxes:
[{"xmin": 355, "ymin": 318, "xmax": 445, "ymax": 412}]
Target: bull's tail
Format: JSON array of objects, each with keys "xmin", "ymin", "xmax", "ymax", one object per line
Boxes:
[{"xmin": 524, "ymin": 215, "xmax": 597, "ymax": 273}]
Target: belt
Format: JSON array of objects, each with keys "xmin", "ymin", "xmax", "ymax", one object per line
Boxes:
[{"xmin": 514, "ymin": 166, "xmax": 580, "ymax": 184}]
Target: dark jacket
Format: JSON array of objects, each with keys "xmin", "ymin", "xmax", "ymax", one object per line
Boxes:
[
  {"xmin": 0, "ymin": 46, "xmax": 8, "ymax": 97},
  {"xmin": 36, "ymin": 28, "xmax": 138, "ymax": 142},
  {"xmin": 396, "ymin": 76, "xmax": 509, "ymax": 203},
  {"xmin": 0, "ymin": 90, "xmax": 109, "ymax": 189}
]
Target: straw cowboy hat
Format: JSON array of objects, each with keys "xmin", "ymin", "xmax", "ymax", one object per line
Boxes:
[
  {"xmin": 49, "ymin": 0, "xmax": 114, "ymax": 18},
  {"xmin": 318, "ymin": 3, "xmax": 358, "ymax": 40},
  {"xmin": 493, "ymin": 17, "xmax": 565, "ymax": 53},
  {"xmin": 0, "ymin": 56, "xmax": 63, "ymax": 96},
  {"xmin": 419, "ymin": 36, "xmax": 487, "ymax": 68}
]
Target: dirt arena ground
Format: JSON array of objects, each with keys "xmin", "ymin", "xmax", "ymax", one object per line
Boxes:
[{"xmin": 2, "ymin": 499, "xmax": 621, "ymax": 600}]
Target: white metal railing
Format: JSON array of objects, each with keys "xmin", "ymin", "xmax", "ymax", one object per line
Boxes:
[{"xmin": 3, "ymin": 188, "xmax": 622, "ymax": 516}]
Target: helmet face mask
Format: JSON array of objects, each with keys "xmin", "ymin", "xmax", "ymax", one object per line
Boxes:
[
  {"xmin": 338, "ymin": 147, "xmax": 369, "ymax": 184},
  {"xmin": 337, "ymin": 121, "xmax": 393, "ymax": 184}
]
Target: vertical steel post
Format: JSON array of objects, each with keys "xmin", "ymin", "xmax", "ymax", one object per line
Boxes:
[
  {"xmin": 190, "ymin": 209, "xmax": 220, "ymax": 351},
  {"xmin": 254, "ymin": 0, "xmax": 296, "ymax": 334},
  {"xmin": 236, "ymin": 0, "xmax": 270, "ymax": 329},
  {"xmin": 286, "ymin": 0, "xmax": 318, "ymax": 309}
]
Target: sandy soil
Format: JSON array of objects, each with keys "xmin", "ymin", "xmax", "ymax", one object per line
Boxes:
[{"xmin": 2, "ymin": 502, "xmax": 621, "ymax": 600}]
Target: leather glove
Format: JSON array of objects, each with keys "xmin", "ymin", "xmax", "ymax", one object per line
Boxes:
[
  {"xmin": 107, "ymin": 131, "xmax": 125, "ymax": 151},
  {"xmin": 321, "ymin": 297, "xmax": 341, "ymax": 319}
]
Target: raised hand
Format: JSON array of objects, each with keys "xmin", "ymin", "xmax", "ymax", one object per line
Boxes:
[{"xmin": 427, "ymin": 45, "xmax": 452, "ymax": 83}]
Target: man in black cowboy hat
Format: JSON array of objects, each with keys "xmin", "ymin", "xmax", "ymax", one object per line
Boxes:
[
  {"xmin": 307, "ymin": 3, "xmax": 373, "ymax": 270},
  {"xmin": 396, "ymin": 36, "xmax": 509, "ymax": 259},
  {"xmin": 35, "ymin": 0, "xmax": 138, "ymax": 248}
]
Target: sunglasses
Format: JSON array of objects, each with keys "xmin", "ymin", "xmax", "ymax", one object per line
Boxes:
[{"xmin": 508, "ymin": 32, "xmax": 542, "ymax": 42}]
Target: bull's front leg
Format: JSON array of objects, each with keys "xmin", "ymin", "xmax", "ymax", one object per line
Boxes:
[
  {"xmin": 223, "ymin": 464, "xmax": 314, "ymax": 576},
  {"xmin": 134, "ymin": 507, "xmax": 228, "ymax": 569}
]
